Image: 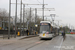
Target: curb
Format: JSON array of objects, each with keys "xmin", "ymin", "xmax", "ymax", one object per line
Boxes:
[{"xmin": 19, "ymin": 35, "xmax": 38, "ymax": 40}]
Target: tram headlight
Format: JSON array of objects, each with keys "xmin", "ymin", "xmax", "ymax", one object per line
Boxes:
[
  {"xmin": 39, "ymin": 34, "xmax": 42, "ymax": 36},
  {"xmin": 46, "ymin": 32, "xmax": 49, "ymax": 34}
]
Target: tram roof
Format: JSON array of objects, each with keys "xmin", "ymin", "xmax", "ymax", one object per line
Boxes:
[{"xmin": 40, "ymin": 21, "xmax": 51, "ymax": 23}]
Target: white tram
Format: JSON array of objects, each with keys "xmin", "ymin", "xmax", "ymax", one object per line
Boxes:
[{"xmin": 39, "ymin": 21, "xmax": 53, "ymax": 39}]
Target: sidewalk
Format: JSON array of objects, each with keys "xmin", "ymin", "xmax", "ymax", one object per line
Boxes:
[
  {"xmin": 0, "ymin": 35, "xmax": 38, "ymax": 47},
  {"xmin": 11, "ymin": 35, "xmax": 38, "ymax": 40},
  {"xmin": 0, "ymin": 35, "xmax": 38, "ymax": 40}
]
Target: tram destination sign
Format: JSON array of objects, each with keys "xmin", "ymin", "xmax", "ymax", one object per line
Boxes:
[{"xmin": 40, "ymin": 23, "xmax": 49, "ymax": 25}]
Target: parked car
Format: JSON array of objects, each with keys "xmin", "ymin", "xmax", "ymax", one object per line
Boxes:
[{"xmin": 70, "ymin": 31, "xmax": 75, "ymax": 34}]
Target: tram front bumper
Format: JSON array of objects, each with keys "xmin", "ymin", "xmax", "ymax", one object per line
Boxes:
[
  {"xmin": 39, "ymin": 36, "xmax": 52, "ymax": 39},
  {"xmin": 39, "ymin": 34, "xmax": 53, "ymax": 39}
]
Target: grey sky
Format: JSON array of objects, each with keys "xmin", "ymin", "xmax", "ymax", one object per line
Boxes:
[{"xmin": 0, "ymin": 0, "xmax": 75, "ymax": 28}]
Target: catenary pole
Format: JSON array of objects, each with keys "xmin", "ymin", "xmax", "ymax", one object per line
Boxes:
[
  {"xmin": 35, "ymin": 8, "xmax": 37, "ymax": 24},
  {"xmin": 43, "ymin": 0, "xmax": 44, "ymax": 21},
  {"xmin": 23, "ymin": 4, "xmax": 25, "ymax": 35},
  {"xmin": 15, "ymin": 0, "xmax": 17, "ymax": 38},
  {"xmin": 3, "ymin": 11, "xmax": 5, "ymax": 30},
  {"xmin": 8, "ymin": 0, "xmax": 11, "ymax": 39},
  {"xmin": 35, "ymin": 8, "xmax": 37, "ymax": 31},
  {"xmin": 20, "ymin": 0, "xmax": 22, "ymax": 36}
]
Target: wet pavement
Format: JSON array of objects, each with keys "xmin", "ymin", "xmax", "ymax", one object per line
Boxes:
[
  {"xmin": 61, "ymin": 34, "xmax": 75, "ymax": 50},
  {"xmin": 0, "ymin": 34, "xmax": 75, "ymax": 50}
]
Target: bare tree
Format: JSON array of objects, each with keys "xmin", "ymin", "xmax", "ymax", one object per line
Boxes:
[{"xmin": 0, "ymin": 8, "xmax": 11, "ymax": 29}]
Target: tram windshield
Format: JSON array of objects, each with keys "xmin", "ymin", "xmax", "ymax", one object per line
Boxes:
[
  {"xmin": 40, "ymin": 23, "xmax": 50, "ymax": 33},
  {"xmin": 40, "ymin": 25, "xmax": 50, "ymax": 33}
]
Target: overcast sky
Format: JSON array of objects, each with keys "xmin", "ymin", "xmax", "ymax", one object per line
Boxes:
[{"xmin": 0, "ymin": 0, "xmax": 75, "ymax": 29}]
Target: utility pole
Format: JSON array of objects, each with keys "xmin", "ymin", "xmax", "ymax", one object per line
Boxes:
[
  {"xmin": 29, "ymin": 7, "xmax": 31, "ymax": 34},
  {"xmin": 43, "ymin": 0, "xmax": 44, "ymax": 21},
  {"xmin": 20, "ymin": 0, "xmax": 22, "ymax": 36},
  {"xmin": 15, "ymin": 0, "xmax": 17, "ymax": 38},
  {"xmin": 58, "ymin": 21, "xmax": 59, "ymax": 35},
  {"xmin": 35, "ymin": 8, "xmax": 37, "ymax": 31},
  {"xmin": 29, "ymin": 8, "xmax": 31, "ymax": 28},
  {"xmin": 69, "ymin": 24, "xmax": 70, "ymax": 29},
  {"xmin": 3, "ymin": 11, "xmax": 5, "ymax": 30},
  {"xmin": 35, "ymin": 8, "xmax": 37, "ymax": 24},
  {"xmin": 55, "ymin": 20, "xmax": 62, "ymax": 35},
  {"xmin": 26, "ymin": 11, "xmax": 28, "ymax": 29},
  {"xmin": 23, "ymin": 4, "xmax": 25, "ymax": 35},
  {"xmin": 30, "ymin": 8, "xmax": 31, "ymax": 22},
  {"xmin": 50, "ymin": 14, "xmax": 56, "ymax": 25},
  {"xmin": 8, "ymin": 0, "xmax": 11, "ymax": 39}
]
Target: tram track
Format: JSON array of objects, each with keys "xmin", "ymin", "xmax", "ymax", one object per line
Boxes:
[
  {"xmin": 12, "ymin": 37, "xmax": 51, "ymax": 50},
  {"xmin": 0, "ymin": 37, "xmax": 49, "ymax": 50},
  {"xmin": 0, "ymin": 36, "xmax": 62, "ymax": 50},
  {"xmin": 0, "ymin": 36, "xmax": 38, "ymax": 47},
  {"xmin": 25, "ymin": 36, "xmax": 63, "ymax": 50},
  {"xmin": 0, "ymin": 37, "xmax": 37, "ymax": 48},
  {"xmin": 25, "ymin": 40, "xmax": 50, "ymax": 50}
]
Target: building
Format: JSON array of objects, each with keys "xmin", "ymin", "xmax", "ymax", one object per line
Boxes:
[{"xmin": 0, "ymin": 16, "xmax": 13, "ymax": 29}]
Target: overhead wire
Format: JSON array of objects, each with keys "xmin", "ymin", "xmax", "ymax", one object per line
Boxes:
[
  {"xmin": 36, "ymin": 0, "xmax": 56, "ymax": 24},
  {"xmin": 26, "ymin": 5, "xmax": 31, "ymax": 7},
  {"xmin": 37, "ymin": 0, "xmax": 41, "ymax": 4},
  {"xmin": 24, "ymin": 0, "xmax": 52, "ymax": 18},
  {"xmin": 36, "ymin": 0, "xmax": 51, "ymax": 13}
]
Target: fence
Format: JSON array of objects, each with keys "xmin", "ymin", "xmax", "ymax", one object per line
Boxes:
[{"xmin": 0, "ymin": 29, "xmax": 38, "ymax": 39}]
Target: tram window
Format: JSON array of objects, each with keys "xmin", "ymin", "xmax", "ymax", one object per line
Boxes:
[{"xmin": 40, "ymin": 25, "xmax": 50, "ymax": 33}]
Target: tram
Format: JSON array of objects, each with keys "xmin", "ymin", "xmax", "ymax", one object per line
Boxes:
[{"xmin": 39, "ymin": 21, "xmax": 53, "ymax": 39}]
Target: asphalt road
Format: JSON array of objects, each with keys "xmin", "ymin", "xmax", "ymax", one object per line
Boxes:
[
  {"xmin": 0, "ymin": 35, "xmax": 63, "ymax": 50},
  {"xmin": 61, "ymin": 34, "xmax": 75, "ymax": 50}
]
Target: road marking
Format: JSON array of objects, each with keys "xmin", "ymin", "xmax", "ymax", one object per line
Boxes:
[{"xmin": 59, "ymin": 37, "xmax": 63, "ymax": 50}]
